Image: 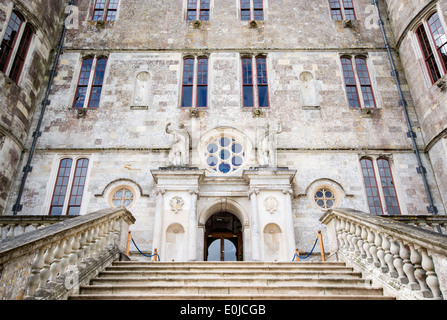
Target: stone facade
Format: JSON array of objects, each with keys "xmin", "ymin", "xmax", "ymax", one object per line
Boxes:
[{"xmin": 1, "ymin": 0, "xmax": 446, "ymax": 261}]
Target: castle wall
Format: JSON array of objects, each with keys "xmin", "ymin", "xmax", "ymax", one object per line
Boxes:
[{"xmin": 0, "ymin": 0, "xmax": 68, "ymax": 215}]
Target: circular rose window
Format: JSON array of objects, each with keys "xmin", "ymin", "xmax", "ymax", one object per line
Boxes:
[
  {"xmin": 205, "ymin": 136, "xmax": 245, "ymax": 174},
  {"xmin": 112, "ymin": 187, "xmax": 135, "ymax": 208},
  {"xmin": 314, "ymin": 188, "xmax": 336, "ymax": 209}
]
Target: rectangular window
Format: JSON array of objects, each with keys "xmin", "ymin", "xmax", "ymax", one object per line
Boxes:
[
  {"xmin": 181, "ymin": 57, "xmax": 208, "ymax": 108},
  {"xmin": 360, "ymin": 157, "xmax": 400, "ymax": 215},
  {"xmin": 0, "ymin": 11, "xmax": 34, "ymax": 83},
  {"xmin": 242, "ymin": 56, "xmax": 269, "ymax": 108},
  {"xmin": 427, "ymin": 13, "xmax": 447, "ymax": 73},
  {"xmin": 181, "ymin": 58, "xmax": 194, "ymax": 107},
  {"xmin": 49, "ymin": 159, "xmax": 73, "ymax": 216},
  {"xmin": 242, "ymin": 57, "xmax": 254, "ymax": 107},
  {"xmin": 187, "ymin": 0, "xmax": 209, "ymax": 21},
  {"xmin": 341, "ymin": 57, "xmax": 361, "ymax": 108},
  {"xmin": 360, "ymin": 158, "xmax": 383, "ymax": 215},
  {"xmin": 88, "ymin": 57, "xmax": 107, "ymax": 108},
  {"xmin": 196, "ymin": 58, "xmax": 208, "ymax": 107},
  {"xmin": 355, "ymin": 57, "xmax": 376, "ymax": 108},
  {"xmin": 377, "ymin": 158, "xmax": 401, "ymax": 215},
  {"xmin": 329, "ymin": 0, "xmax": 355, "ymax": 20},
  {"xmin": 241, "ymin": 0, "xmax": 264, "ymax": 21},
  {"xmin": 341, "ymin": 56, "xmax": 376, "ymax": 108},
  {"xmin": 49, "ymin": 158, "xmax": 89, "ymax": 216},
  {"xmin": 73, "ymin": 57, "xmax": 107, "ymax": 108},
  {"xmin": 416, "ymin": 25, "xmax": 441, "ymax": 84},
  {"xmin": 93, "ymin": 0, "xmax": 119, "ymax": 21},
  {"xmin": 9, "ymin": 24, "xmax": 33, "ymax": 83},
  {"xmin": 67, "ymin": 159, "xmax": 89, "ymax": 216}
]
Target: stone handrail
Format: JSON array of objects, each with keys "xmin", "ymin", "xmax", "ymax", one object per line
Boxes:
[
  {"xmin": 0, "ymin": 208, "xmax": 135, "ymax": 300},
  {"xmin": 0, "ymin": 215, "xmax": 75, "ymax": 240},
  {"xmin": 320, "ymin": 208, "xmax": 447, "ymax": 300},
  {"xmin": 380, "ymin": 215, "xmax": 447, "ymax": 235}
]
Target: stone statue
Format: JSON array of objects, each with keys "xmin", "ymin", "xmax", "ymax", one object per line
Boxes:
[
  {"xmin": 166, "ymin": 122, "xmax": 190, "ymax": 167},
  {"xmin": 258, "ymin": 122, "xmax": 283, "ymax": 167}
]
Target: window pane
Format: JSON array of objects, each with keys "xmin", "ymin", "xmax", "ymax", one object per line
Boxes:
[
  {"xmin": 416, "ymin": 25, "xmax": 441, "ymax": 83},
  {"xmin": 73, "ymin": 58, "xmax": 93, "ymax": 108},
  {"xmin": 93, "ymin": 0, "xmax": 106, "ymax": 21},
  {"xmin": 243, "ymin": 86, "xmax": 254, "ymax": 107},
  {"xmin": 0, "ymin": 12, "xmax": 23, "ymax": 73},
  {"xmin": 343, "ymin": 0, "xmax": 355, "ymax": 20},
  {"xmin": 258, "ymin": 86, "xmax": 269, "ymax": 107},
  {"xmin": 197, "ymin": 86, "xmax": 207, "ymax": 107},
  {"xmin": 67, "ymin": 158, "xmax": 89, "ymax": 216},
  {"xmin": 329, "ymin": 0, "xmax": 342, "ymax": 20},
  {"xmin": 9, "ymin": 24, "xmax": 33, "ymax": 83},
  {"xmin": 182, "ymin": 86, "xmax": 193, "ymax": 107},
  {"xmin": 377, "ymin": 158, "xmax": 400, "ymax": 215},
  {"xmin": 428, "ymin": 12, "xmax": 447, "ymax": 72},
  {"xmin": 88, "ymin": 58, "xmax": 107, "ymax": 108},
  {"xmin": 360, "ymin": 158, "xmax": 383, "ymax": 215},
  {"xmin": 49, "ymin": 159, "xmax": 73, "ymax": 215}
]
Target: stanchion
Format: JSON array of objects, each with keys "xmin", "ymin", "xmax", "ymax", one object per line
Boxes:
[
  {"xmin": 126, "ymin": 230, "xmax": 131, "ymax": 256},
  {"xmin": 294, "ymin": 249, "xmax": 300, "ymax": 261},
  {"xmin": 153, "ymin": 248, "xmax": 158, "ymax": 262},
  {"xmin": 318, "ymin": 230, "xmax": 326, "ymax": 262}
]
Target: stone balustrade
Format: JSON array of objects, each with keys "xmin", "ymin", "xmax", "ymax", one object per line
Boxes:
[
  {"xmin": 0, "ymin": 208, "xmax": 135, "ymax": 300},
  {"xmin": 0, "ymin": 216, "xmax": 75, "ymax": 240},
  {"xmin": 380, "ymin": 215, "xmax": 447, "ymax": 235},
  {"xmin": 321, "ymin": 208, "xmax": 447, "ymax": 300}
]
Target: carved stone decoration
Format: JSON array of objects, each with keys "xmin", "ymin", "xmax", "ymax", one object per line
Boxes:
[
  {"xmin": 169, "ymin": 196, "xmax": 184, "ymax": 214},
  {"xmin": 166, "ymin": 122, "xmax": 190, "ymax": 167},
  {"xmin": 300, "ymin": 71, "xmax": 319, "ymax": 108},
  {"xmin": 264, "ymin": 196, "xmax": 278, "ymax": 214},
  {"xmin": 257, "ymin": 122, "xmax": 283, "ymax": 167},
  {"xmin": 132, "ymin": 71, "xmax": 150, "ymax": 107}
]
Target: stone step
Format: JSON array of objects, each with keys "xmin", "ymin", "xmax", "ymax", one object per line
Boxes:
[
  {"xmin": 96, "ymin": 270, "xmax": 364, "ymax": 279},
  {"xmin": 90, "ymin": 276, "xmax": 370, "ymax": 287},
  {"xmin": 69, "ymin": 293, "xmax": 395, "ymax": 300},
  {"xmin": 77, "ymin": 283, "xmax": 385, "ymax": 296}
]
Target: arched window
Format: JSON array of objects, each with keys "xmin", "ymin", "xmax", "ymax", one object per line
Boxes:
[
  {"xmin": 360, "ymin": 157, "xmax": 400, "ymax": 215},
  {"xmin": 49, "ymin": 158, "xmax": 89, "ymax": 215},
  {"xmin": 0, "ymin": 11, "xmax": 34, "ymax": 83},
  {"xmin": 360, "ymin": 158, "xmax": 383, "ymax": 215},
  {"xmin": 415, "ymin": 11, "xmax": 447, "ymax": 84}
]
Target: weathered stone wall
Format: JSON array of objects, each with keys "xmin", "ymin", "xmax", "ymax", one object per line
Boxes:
[
  {"xmin": 0, "ymin": 0, "xmax": 68, "ymax": 215},
  {"xmin": 4, "ymin": 0, "xmax": 446, "ymax": 253},
  {"xmin": 384, "ymin": 0, "xmax": 447, "ymax": 212}
]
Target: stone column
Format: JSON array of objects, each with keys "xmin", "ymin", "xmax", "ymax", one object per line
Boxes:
[
  {"xmin": 188, "ymin": 189, "xmax": 199, "ymax": 261},
  {"xmin": 283, "ymin": 188, "xmax": 296, "ymax": 259},
  {"xmin": 152, "ymin": 188, "xmax": 165, "ymax": 257},
  {"xmin": 249, "ymin": 188, "xmax": 261, "ymax": 261}
]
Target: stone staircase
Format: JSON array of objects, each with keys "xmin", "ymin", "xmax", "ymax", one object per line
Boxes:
[{"xmin": 69, "ymin": 261, "xmax": 395, "ymax": 300}]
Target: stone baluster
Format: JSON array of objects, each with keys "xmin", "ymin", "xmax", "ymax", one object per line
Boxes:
[
  {"xmin": 346, "ymin": 221, "xmax": 355, "ymax": 253},
  {"xmin": 342, "ymin": 219, "xmax": 350, "ymax": 251},
  {"xmin": 420, "ymin": 248, "xmax": 443, "ymax": 299},
  {"xmin": 36, "ymin": 243, "xmax": 56, "ymax": 295},
  {"xmin": 68, "ymin": 234, "xmax": 80, "ymax": 270},
  {"xmin": 354, "ymin": 224, "xmax": 362, "ymax": 256},
  {"xmin": 382, "ymin": 234, "xmax": 397, "ymax": 278},
  {"xmin": 25, "ymin": 247, "xmax": 46, "ymax": 299},
  {"xmin": 409, "ymin": 244, "xmax": 431, "ymax": 298},
  {"xmin": 48, "ymin": 240, "xmax": 65, "ymax": 288},
  {"xmin": 88, "ymin": 226, "xmax": 100, "ymax": 263},
  {"xmin": 375, "ymin": 232, "xmax": 388, "ymax": 273},
  {"xmin": 82, "ymin": 228, "xmax": 94, "ymax": 266},
  {"xmin": 6, "ymin": 224, "xmax": 15, "ymax": 238},
  {"xmin": 336, "ymin": 218, "xmax": 345, "ymax": 249},
  {"xmin": 57, "ymin": 238, "xmax": 72, "ymax": 284},
  {"xmin": 358, "ymin": 225, "xmax": 367, "ymax": 259},
  {"xmin": 399, "ymin": 240, "xmax": 418, "ymax": 289},
  {"xmin": 390, "ymin": 237, "xmax": 407, "ymax": 283},
  {"xmin": 368, "ymin": 229, "xmax": 380, "ymax": 267},
  {"xmin": 77, "ymin": 230, "xmax": 88, "ymax": 269}
]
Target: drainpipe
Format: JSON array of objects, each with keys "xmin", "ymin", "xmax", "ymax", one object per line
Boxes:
[
  {"xmin": 371, "ymin": 0, "xmax": 438, "ymax": 215},
  {"xmin": 12, "ymin": 1, "xmax": 75, "ymax": 215}
]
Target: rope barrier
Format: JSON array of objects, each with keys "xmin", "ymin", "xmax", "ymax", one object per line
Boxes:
[
  {"xmin": 292, "ymin": 237, "xmax": 319, "ymax": 261},
  {"xmin": 131, "ymin": 237, "xmax": 160, "ymax": 261}
]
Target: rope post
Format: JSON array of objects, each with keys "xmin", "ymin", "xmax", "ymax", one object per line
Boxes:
[
  {"xmin": 318, "ymin": 230, "xmax": 326, "ymax": 262},
  {"xmin": 126, "ymin": 231, "xmax": 131, "ymax": 256},
  {"xmin": 295, "ymin": 249, "xmax": 300, "ymax": 262},
  {"xmin": 153, "ymin": 248, "xmax": 158, "ymax": 262}
]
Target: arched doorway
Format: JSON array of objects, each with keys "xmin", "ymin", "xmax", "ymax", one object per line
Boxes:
[{"xmin": 204, "ymin": 212, "xmax": 243, "ymax": 261}]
